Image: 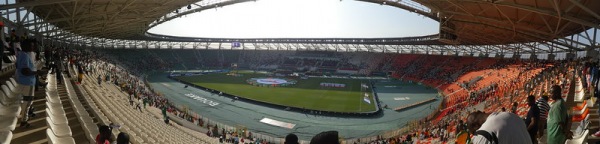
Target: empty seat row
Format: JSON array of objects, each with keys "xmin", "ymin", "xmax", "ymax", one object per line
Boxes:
[
  {"xmin": 566, "ymin": 76, "xmax": 589, "ymax": 144},
  {"xmin": 63, "ymin": 74, "xmax": 100, "ymax": 144},
  {"xmin": 67, "ymin": 65, "xmax": 128, "ymax": 143},
  {"xmin": 67, "ymin": 67, "xmax": 111, "ymax": 126},
  {"xmin": 82, "ymin": 70, "xmax": 217, "ymax": 144},
  {"xmin": 0, "ymin": 77, "xmax": 27, "ymax": 144},
  {"xmin": 82, "ymin": 83, "xmax": 147, "ymax": 143},
  {"xmin": 0, "ymin": 55, "xmax": 16, "ymax": 73},
  {"xmin": 45, "ymin": 74, "xmax": 75, "ymax": 144}
]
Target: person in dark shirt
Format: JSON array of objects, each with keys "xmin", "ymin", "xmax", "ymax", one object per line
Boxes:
[
  {"xmin": 116, "ymin": 132, "xmax": 130, "ymax": 144},
  {"xmin": 526, "ymin": 95, "xmax": 540, "ymax": 144},
  {"xmin": 456, "ymin": 120, "xmax": 465, "ymax": 134},
  {"xmin": 310, "ymin": 131, "xmax": 339, "ymax": 144},
  {"xmin": 96, "ymin": 125, "xmax": 113, "ymax": 144},
  {"xmin": 512, "ymin": 102, "xmax": 518, "ymax": 114},
  {"xmin": 284, "ymin": 133, "xmax": 299, "ymax": 144}
]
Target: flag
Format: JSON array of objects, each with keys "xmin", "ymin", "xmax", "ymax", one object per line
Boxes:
[
  {"xmin": 363, "ymin": 97, "xmax": 371, "ymax": 104},
  {"xmin": 361, "ymin": 84, "xmax": 368, "ymax": 89},
  {"xmin": 232, "ymin": 42, "xmax": 241, "ymax": 47},
  {"xmin": 363, "ymin": 93, "xmax": 371, "ymax": 104}
]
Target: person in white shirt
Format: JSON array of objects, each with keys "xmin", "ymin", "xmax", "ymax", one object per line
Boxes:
[{"xmin": 467, "ymin": 111, "xmax": 532, "ymax": 144}]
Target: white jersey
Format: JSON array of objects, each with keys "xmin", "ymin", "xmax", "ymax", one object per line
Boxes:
[{"xmin": 472, "ymin": 112, "xmax": 532, "ymax": 144}]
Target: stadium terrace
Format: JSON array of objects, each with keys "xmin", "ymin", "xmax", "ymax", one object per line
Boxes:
[{"xmin": 0, "ymin": 0, "xmax": 599, "ymax": 144}]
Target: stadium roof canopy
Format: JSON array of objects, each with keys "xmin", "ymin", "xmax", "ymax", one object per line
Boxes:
[{"xmin": 1, "ymin": 0, "xmax": 599, "ymax": 54}]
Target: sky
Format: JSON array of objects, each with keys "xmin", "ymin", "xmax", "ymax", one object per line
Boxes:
[{"xmin": 148, "ymin": 0, "xmax": 440, "ymax": 38}]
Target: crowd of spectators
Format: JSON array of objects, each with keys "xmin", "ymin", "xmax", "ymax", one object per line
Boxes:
[{"xmin": 362, "ymin": 55, "xmax": 591, "ymax": 144}]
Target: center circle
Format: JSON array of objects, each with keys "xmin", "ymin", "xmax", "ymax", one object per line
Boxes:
[{"xmin": 255, "ymin": 78, "xmax": 288, "ymax": 84}]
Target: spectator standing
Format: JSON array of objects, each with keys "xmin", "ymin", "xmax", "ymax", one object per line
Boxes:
[
  {"xmin": 54, "ymin": 49, "xmax": 63, "ymax": 84},
  {"xmin": 96, "ymin": 125, "xmax": 112, "ymax": 144},
  {"xmin": 77, "ymin": 64, "xmax": 84, "ymax": 84},
  {"xmin": 44, "ymin": 47, "xmax": 51, "ymax": 67},
  {"xmin": 0, "ymin": 21, "xmax": 7, "ymax": 69},
  {"xmin": 161, "ymin": 106, "xmax": 168, "ymax": 120},
  {"xmin": 547, "ymin": 85, "xmax": 572, "ymax": 144},
  {"xmin": 536, "ymin": 95, "xmax": 550, "ymax": 138},
  {"xmin": 511, "ymin": 102, "xmax": 518, "ymax": 114},
  {"xmin": 525, "ymin": 95, "xmax": 540, "ymax": 144},
  {"xmin": 456, "ymin": 120, "xmax": 465, "ymax": 134},
  {"xmin": 16, "ymin": 39, "xmax": 42, "ymax": 128},
  {"xmin": 136, "ymin": 98, "xmax": 143, "ymax": 112},
  {"xmin": 97, "ymin": 74, "xmax": 102, "ymax": 85}
]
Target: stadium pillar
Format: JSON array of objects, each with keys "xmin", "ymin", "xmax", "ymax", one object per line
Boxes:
[
  {"xmin": 479, "ymin": 53, "xmax": 488, "ymax": 58},
  {"xmin": 529, "ymin": 54, "xmax": 537, "ymax": 60},
  {"xmin": 495, "ymin": 54, "xmax": 502, "ymax": 58},
  {"xmin": 566, "ymin": 53, "xmax": 576, "ymax": 60},
  {"xmin": 512, "ymin": 54, "xmax": 521, "ymax": 59},
  {"xmin": 586, "ymin": 48, "xmax": 599, "ymax": 59},
  {"xmin": 547, "ymin": 54, "xmax": 556, "ymax": 61}
]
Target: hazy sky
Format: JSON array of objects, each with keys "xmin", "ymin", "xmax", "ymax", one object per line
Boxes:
[{"xmin": 148, "ymin": 0, "xmax": 440, "ymax": 38}]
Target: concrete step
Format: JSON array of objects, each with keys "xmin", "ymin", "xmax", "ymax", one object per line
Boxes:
[
  {"xmin": 57, "ymin": 82, "xmax": 89, "ymax": 143},
  {"xmin": 591, "ymin": 113, "xmax": 599, "ymax": 118},
  {"xmin": 588, "ymin": 135, "xmax": 600, "ymax": 144},
  {"xmin": 591, "ymin": 119, "xmax": 600, "ymax": 128}
]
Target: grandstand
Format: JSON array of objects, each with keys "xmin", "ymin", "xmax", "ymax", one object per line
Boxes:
[{"xmin": 1, "ymin": 0, "xmax": 600, "ymax": 144}]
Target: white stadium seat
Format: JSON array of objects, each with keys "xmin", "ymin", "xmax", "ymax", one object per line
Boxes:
[
  {"xmin": 80, "ymin": 76, "xmax": 213, "ymax": 143},
  {"xmin": 0, "ymin": 89, "xmax": 19, "ymax": 106},
  {"xmin": 46, "ymin": 108, "xmax": 68, "ymax": 125},
  {"xmin": 0, "ymin": 130, "xmax": 12, "ymax": 144},
  {"xmin": 1, "ymin": 85, "xmax": 17, "ymax": 99},
  {"xmin": 46, "ymin": 129, "xmax": 75, "ymax": 144},
  {"xmin": 0, "ymin": 101, "xmax": 21, "ymax": 117},
  {"xmin": 8, "ymin": 78, "xmax": 16, "ymax": 88},
  {"xmin": 0, "ymin": 115, "xmax": 17, "ymax": 131},
  {"xmin": 46, "ymin": 104, "xmax": 67, "ymax": 117},
  {"xmin": 46, "ymin": 93, "xmax": 62, "ymax": 104},
  {"xmin": 46, "ymin": 117, "xmax": 72, "ymax": 137}
]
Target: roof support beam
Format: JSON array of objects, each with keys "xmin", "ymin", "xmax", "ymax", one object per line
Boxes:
[
  {"xmin": 494, "ymin": 1, "xmax": 599, "ymax": 29},
  {"xmin": 19, "ymin": 7, "xmax": 33, "ymax": 24},
  {"xmin": 0, "ymin": 0, "xmax": 75, "ymax": 10},
  {"xmin": 451, "ymin": 17, "xmax": 583, "ymax": 51},
  {"xmin": 567, "ymin": 0, "xmax": 600, "ymax": 20}
]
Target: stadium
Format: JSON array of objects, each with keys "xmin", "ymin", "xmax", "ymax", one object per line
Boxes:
[{"xmin": 0, "ymin": 0, "xmax": 599, "ymax": 144}]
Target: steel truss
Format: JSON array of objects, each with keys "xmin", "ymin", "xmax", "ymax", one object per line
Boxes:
[{"xmin": 0, "ymin": 0, "xmax": 598, "ymax": 59}]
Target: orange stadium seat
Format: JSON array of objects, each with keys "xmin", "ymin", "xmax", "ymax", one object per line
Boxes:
[{"xmin": 572, "ymin": 108, "xmax": 589, "ymax": 122}]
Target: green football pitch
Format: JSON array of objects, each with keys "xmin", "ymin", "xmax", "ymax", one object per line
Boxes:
[{"xmin": 174, "ymin": 72, "xmax": 377, "ymax": 113}]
